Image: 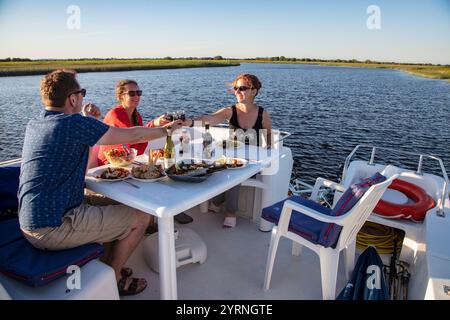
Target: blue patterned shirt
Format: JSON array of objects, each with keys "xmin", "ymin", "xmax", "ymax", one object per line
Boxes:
[{"xmin": 18, "ymin": 111, "xmax": 109, "ymax": 230}]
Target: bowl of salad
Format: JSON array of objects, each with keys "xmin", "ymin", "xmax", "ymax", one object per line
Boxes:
[{"xmin": 103, "ymin": 148, "xmax": 137, "ymax": 167}]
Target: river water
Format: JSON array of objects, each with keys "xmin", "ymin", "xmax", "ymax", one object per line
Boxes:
[{"xmin": 0, "ymin": 63, "xmax": 449, "ymax": 184}]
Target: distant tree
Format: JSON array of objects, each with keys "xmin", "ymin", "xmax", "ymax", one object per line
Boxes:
[
  {"xmin": 2, "ymin": 57, "xmax": 31, "ymax": 62},
  {"xmin": 163, "ymin": 56, "xmax": 173, "ymax": 60},
  {"xmin": 213, "ymin": 56, "xmax": 223, "ymax": 60}
]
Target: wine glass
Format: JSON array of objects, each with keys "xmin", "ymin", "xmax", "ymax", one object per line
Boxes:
[{"xmin": 164, "ymin": 111, "xmax": 174, "ymax": 122}]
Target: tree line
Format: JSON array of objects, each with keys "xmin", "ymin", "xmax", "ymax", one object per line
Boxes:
[
  {"xmin": 0, "ymin": 56, "xmax": 446, "ymax": 66},
  {"xmin": 0, "ymin": 57, "xmax": 32, "ymax": 62}
]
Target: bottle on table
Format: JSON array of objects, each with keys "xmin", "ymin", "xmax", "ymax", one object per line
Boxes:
[
  {"xmin": 202, "ymin": 122, "xmax": 213, "ymax": 159},
  {"xmin": 148, "ymin": 148, "xmax": 154, "ymax": 165},
  {"xmin": 222, "ymin": 139, "xmax": 227, "ymax": 157},
  {"xmin": 179, "ymin": 128, "xmax": 190, "ymax": 155},
  {"xmin": 164, "ymin": 126, "xmax": 176, "ymax": 169}
]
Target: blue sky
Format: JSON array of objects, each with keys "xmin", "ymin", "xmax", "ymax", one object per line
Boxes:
[{"xmin": 0, "ymin": 0, "xmax": 449, "ymax": 64}]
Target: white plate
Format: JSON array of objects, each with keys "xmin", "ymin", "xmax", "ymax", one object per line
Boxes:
[
  {"xmin": 130, "ymin": 174, "xmax": 167, "ymax": 183},
  {"xmin": 90, "ymin": 167, "xmax": 130, "ymax": 182},
  {"xmin": 227, "ymin": 158, "xmax": 248, "ymax": 170},
  {"xmin": 222, "ymin": 158, "xmax": 249, "ymax": 170}
]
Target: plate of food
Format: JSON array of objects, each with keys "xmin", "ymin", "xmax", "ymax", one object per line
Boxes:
[
  {"xmin": 215, "ymin": 156, "xmax": 248, "ymax": 169},
  {"xmin": 217, "ymin": 139, "xmax": 244, "ymax": 150},
  {"xmin": 104, "ymin": 148, "xmax": 137, "ymax": 167},
  {"xmin": 91, "ymin": 167, "xmax": 130, "ymax": 181},
  {"xmin": 165, "ymin": 159, "xmax": 211, "ymax": 183},
  {"xmin": 130, "ymin": 164, "xmax": 166, "ymax": 182}
]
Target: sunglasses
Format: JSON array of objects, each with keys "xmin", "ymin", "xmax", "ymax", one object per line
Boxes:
[
  {"xmin": 233, "ymin": 86, "xmax": 251, "ymax": 92},
  {"xmin": 68, "ymin": 88, "xmax": 86, "ymax": 98},
  {"xmin": 124, "ymin": 90, "xmax": 143, "ymax": 97}
]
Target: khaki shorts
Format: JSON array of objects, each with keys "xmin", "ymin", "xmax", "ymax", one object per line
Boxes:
[{"xmin": 22, "ymin": 193, "xmax": 137, "ymax": 251}]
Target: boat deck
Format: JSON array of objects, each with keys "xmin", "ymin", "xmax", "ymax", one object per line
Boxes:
[{"xmin": 123, "ymin": 205, "xmax": 350, "ymax": 300}]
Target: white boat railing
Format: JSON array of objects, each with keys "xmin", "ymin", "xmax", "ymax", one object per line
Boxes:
[
  {"xmin": 288, "ymin": 176, "xmax": 334, "ymax": 208},
  {"xmin": 342, "ymin": 145, "xmax": 449, "ymax": 218},
  {"xmin": 0, "ymin": 158, "xmax": 21, "ymax": 167}
]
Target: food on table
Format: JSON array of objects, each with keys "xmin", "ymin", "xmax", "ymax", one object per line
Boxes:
[
  {"xmin": 166, "ymin": 160, "xmax": 209, "ymax": 176},
  {"xmin": 95, "ymin": 167, "xmax": 129, "ymax": 180},
  {"xmin": 131, "ymin": 164, "xmax": 164, "ymax": 179},
  {"xmin": 215, "ymin": 155, "xmax": 245, "ymax": 168},
  {"xmin": 104, "ymin": 148, "xmax": 136, "ymax": 167}
]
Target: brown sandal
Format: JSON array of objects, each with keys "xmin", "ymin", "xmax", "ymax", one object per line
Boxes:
[{"xmin": 118, "ymin": 277, "xmax": 147, "ymax": 296}]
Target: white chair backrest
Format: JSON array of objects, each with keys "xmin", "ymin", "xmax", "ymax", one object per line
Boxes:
[{"xmin": 336, "ymin": 171, "xmax": 398, "ymax": 250}]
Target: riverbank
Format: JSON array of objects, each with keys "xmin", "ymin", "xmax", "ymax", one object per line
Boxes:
[
  {"xmin": 1, "ymin": 58, "xmax": 448, "ymax": 83},
  {"xmin": 247, "ymin": 59, "xmax": 450, "ymax": 82},
  {"xmin": 0, "ymin": 59, "xmax": 239, "ymax": 77}
]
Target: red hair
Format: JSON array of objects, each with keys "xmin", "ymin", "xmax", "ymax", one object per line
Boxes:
[{"xmin": 231, "ymin": 74, "xmax": 262, "ymax": 95}]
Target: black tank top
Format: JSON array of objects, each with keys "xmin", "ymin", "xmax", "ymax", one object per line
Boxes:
[{"xmin": 229, "ymin": 105, "xmax": 264, "ymax": 146}]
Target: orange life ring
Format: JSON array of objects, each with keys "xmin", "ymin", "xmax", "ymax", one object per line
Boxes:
[{"xmin": 374, "ymin": 179, "xmax": 436, "ymax": 222}]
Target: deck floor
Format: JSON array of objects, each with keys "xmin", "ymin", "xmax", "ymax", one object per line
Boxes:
[{"xmin": 123, "ymin": 205, "xmax": 350, "ymax": 300}]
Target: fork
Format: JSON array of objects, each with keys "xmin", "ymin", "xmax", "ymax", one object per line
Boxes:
[
  {"xmin": 122, "ymin": 144, "xmax": 131, "ymax": 155},
  {"xmin": 123, "ymin": 180, "xmax": 140, "ymax": 189}
]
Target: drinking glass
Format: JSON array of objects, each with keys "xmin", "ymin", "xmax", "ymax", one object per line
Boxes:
[{"xmin": 164, "ymin": 111, "xmax": 174, "ymax": 122}]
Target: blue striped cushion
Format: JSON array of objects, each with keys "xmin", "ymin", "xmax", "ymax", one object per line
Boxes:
[
  {"xmin": 318, "ymin": 172, "xmax": 387, "ymax": 248},
  {"xmin": 261, "ymin": 173, "xmax": 386, "ymax": 248},
  {"xmin": 262, "ymin": 196, "xmax": 333, "ymax": 245}
]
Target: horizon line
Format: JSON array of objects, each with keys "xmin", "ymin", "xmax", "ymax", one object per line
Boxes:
[{"xmin": 1, "ymin": 56, "xmax": 449, "ymax": 66}]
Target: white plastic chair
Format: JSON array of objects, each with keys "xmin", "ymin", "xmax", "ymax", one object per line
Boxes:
[{"xmin": 263, "ymin": 166, "xmax": 399, "ymax": 300}]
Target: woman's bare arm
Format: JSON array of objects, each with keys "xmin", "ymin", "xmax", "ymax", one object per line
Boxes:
[{"xmin": 194, "ymin": 107, "xmax": 232, "ymax": 126}]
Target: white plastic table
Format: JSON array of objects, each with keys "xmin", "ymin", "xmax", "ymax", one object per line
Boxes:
[{"xmin": 85, "ymin": 147, "xmax": 274, "ymax": 299}]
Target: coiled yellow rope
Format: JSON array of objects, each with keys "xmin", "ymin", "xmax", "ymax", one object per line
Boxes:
[{"xmin": 357, "ymin": 221, "xmax": 403, "ymax": 254}]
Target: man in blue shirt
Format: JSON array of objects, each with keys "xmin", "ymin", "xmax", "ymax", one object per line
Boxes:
[{"xmin": 18, "ymin": 69, "xmax": 181, "ymax": 296}]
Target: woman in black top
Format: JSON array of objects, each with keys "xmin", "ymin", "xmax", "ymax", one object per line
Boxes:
[{"xmin": 196, "ymin": 74, "xmax": 273, "ymax": 228}]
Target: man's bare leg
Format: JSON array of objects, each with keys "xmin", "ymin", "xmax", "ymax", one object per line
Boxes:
[
  {"xmin": 100, "ymin": 241, "xmax": 115, "ymax": 265},
  {"xmin": 109, "ymin": 210, "xmax": 150, "ymax": 290}
]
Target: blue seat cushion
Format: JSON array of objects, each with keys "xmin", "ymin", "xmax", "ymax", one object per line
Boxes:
[
  {"xmin": 319, "ymin": 172, "xmax": 386, "ymax": 248},
  {"xmin": 262, "ymin": 172, "xmax": 387, "ymax": 248},
  {"xmin": 262, "ymin": 196, "xmax": 333, "ymax": 245},
  {"xmin": 0, "ymin": 219, "xmax": 104, "ymax": 287},
  {"xmin": 0, "ymin": 166, "xmax": 20, "ymax": 212}
]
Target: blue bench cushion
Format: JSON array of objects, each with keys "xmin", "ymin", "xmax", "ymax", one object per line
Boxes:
[
  {"xmin": 0, "ymin": 219, "xmax": 104, "ymax": 287},
  {"xmin": 262, "ymin": 172, "xmax": 387, "ymax": 248},
  {"xmin": 262, "ymin": 196, "xmax": 333, "ymax": 245},
  {"xmin": 0, "ymin": 166, "xmax": 20, "ymax": 212}
]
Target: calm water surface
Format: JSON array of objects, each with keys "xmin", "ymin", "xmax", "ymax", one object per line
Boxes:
[{"xmin": 0, "ymin": 63, "xmax": 449, "ymax": 184}]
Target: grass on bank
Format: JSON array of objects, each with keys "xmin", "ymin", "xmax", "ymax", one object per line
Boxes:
[
  {"xmin": 1, "ymin": 58, "xmax": 449, "ymax": 82},
  {"xmin": 246, "ymin": 59, "xmax": 450, "ymax": 82},
  {"xmin": 0, "ymin": 59, "xmax": 239, "ymax": 77}
]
